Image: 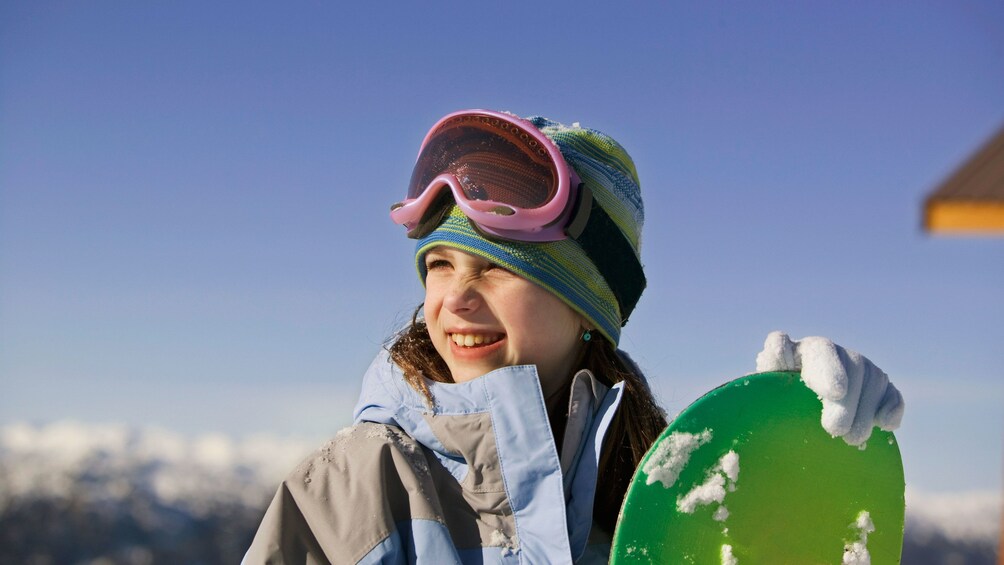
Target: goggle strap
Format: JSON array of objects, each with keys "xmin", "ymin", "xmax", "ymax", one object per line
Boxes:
[
  {"xmin": 406, "ymin": 190, "xmax": 456, "ymax": 239},
  {"xmin": 565, "ymin": 183, "xmax": 593, "ymax": 240},
  {"xmin": 573, "ymin": 195, "xmax": 647, "ymax": 325}
]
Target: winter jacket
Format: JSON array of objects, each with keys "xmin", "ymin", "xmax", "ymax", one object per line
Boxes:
[{"xmin": 243, "ymin": 349, "xmax": 626, "ymax": 564}]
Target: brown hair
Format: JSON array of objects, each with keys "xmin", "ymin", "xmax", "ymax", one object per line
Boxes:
[{"xmin": 388, "ymin": 307, "xmax": 667, "ymax": 535}]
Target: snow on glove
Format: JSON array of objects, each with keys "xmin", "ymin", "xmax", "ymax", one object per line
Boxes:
[{"xmin": 755, "ymin": 331, "xmax": 905, "ymax": 446}]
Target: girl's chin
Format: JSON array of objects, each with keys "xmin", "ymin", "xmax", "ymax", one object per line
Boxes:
[
  {"xmin": 434, "ymin": 336, "xmax": 510, "ymax": 382},
  {"xmin": 445, "ymin": 357, "xmax": 507, "ymax": 383},
  {"xmin": 446, "ymin": 358, "xmax": 506, "ymax": 383},
  {"xmin": 449, "ymin": 369, "xmax": 496, "ymax": 383}
]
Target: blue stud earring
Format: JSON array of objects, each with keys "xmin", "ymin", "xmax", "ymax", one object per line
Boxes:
[{"xmin": 582, "ymin": 329, "xmax": 592, "ymax": 342}]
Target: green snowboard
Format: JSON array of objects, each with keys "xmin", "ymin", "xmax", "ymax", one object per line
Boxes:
[{"xmin": 611, "ymin": 371, "xmax": 905, "ymax": 564}]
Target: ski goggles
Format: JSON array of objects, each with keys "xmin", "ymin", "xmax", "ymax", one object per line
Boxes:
[
  {"xmin": 390, "ymin": 109, "xmax": 647, "ymax": 322},
  {"xmin": 389, "ymin": 109, "xmax": 588, "ymax": 242}
]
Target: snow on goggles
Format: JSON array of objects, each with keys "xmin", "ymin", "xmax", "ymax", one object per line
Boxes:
[
  {"xmin": 390, "ymin": 109, "xmax": 646, "ymax": 322},
  {"xmin": 390, "ymin": 109, "xmax": 586, "ymax": 242}
]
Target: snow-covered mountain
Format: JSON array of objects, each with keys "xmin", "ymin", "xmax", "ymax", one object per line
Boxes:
[
  {"xmin": 0, "ymin": 421, "xmax": 998, "ymax": 564},
  {"xmin": 0, "ymin": 421, "xmax": 317, "ymax": 563},
  {"xmin": 1, "ymin": 420, "xmax": 315, "ymax": 513}
]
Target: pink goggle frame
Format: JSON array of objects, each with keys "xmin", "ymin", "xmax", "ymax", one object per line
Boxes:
[{"xmin": 390, "ymin": 109, "xmax": 583, "ymax": 242}]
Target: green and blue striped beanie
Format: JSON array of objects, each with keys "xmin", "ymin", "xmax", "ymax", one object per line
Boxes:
[{"xmin": 415, "ymin": 115, "xmax": 645, "ymax": 345}]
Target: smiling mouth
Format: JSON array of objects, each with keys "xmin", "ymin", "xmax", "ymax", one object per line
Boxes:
[{"xmin": 450, "ymin": 333, "xmax": 504, "ymax": 348}]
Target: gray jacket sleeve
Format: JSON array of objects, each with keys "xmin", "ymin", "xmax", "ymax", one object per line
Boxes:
[{"xmin": 242, "ymin": 423, "xmax": 449, "ymax": 564}]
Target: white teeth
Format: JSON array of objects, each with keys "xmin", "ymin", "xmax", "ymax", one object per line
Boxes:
[{"xmin": 451, "ymin": 333, "xmax": 500, "ymax": 347}]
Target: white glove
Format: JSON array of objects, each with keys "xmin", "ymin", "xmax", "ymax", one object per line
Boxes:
[{"xmin": 755, "ymin": 331, "xmax": 905, "ymax": 446}]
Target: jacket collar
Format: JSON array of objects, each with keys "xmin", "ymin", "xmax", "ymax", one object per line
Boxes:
[{"xmin": 352, "ymin": 350, "xmax": 625, "ymax": 562}]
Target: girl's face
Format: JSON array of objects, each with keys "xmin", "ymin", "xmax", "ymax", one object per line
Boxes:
[{"xmin": 423, "ymin": 246, "xmax": 585, "ymax": 398}]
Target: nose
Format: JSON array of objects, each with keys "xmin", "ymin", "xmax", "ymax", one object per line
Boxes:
[{"xmin": 442, "ymin": 276, "xmax": 481, "ymax": 313}]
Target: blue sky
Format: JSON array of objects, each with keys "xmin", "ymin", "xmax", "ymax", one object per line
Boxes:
[{"xmin": 1, "ymin": 2, "xmax": 1002, "ymax": 495}]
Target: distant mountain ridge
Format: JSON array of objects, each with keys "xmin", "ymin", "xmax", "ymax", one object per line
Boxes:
[
  {"xmin": 1, "ymin": 421, "xmax": 998, "ymax": 564},
  {"xmin": 0, "ymin": 421, "xmax": 316, "ymax": 563}
]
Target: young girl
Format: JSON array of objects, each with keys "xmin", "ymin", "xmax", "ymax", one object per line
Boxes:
[{"xmin": 244, "ymin": 110, "xmax": 902, "ymax": 564}]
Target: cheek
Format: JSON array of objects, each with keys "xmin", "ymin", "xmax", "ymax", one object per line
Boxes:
[
  {"xmin": 422, "ymin": 284, "xmax": 448, "ymax": 347},
  {"xmin": 423, "ymin": 280, "xmax": 445, "ymax": 321},
  {"xmin": 507, "ymin": 288, "xmax": 582, "ymax": 350},
  {"xmin": 507, "ymin": 295, "xmax": 584, "ymax": 395}
]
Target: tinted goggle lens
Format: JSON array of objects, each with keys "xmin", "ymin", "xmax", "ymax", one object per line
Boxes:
[{"xmin": 407, "ymin": 117, "xmax": 560, "ymax": 209}]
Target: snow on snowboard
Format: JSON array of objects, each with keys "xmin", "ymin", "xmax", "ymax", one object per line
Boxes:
[{"xmin": 611, "ymin": 371, "xmax": 905, "ymax": 564}]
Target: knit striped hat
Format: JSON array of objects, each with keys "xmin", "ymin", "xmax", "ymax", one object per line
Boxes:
[{"xmin": 415, "ymin": 115, "xmax": 645, "ymax": 345}]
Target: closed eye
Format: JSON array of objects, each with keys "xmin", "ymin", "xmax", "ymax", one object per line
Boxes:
[
  {"xmin": 484, "ymin": 262, "xmax": 517, "ymax": 276},
  {"xmin": 426, "ymin": 258, "xmax": 451, "ymax": 270}
]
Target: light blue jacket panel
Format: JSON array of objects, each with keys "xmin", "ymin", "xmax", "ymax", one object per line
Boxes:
[
  {"xmin": 244, "ymin": 349, "xmax": 624, "ymax": 564},
  {"xmin": 353, "ymin": 350, "xmax": 624, "ymax": 563}
]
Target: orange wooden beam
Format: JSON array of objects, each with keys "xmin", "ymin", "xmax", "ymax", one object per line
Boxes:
[{"xmin": 924, "ymin": 200, "xmax": 1004, "ymax": 234}]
